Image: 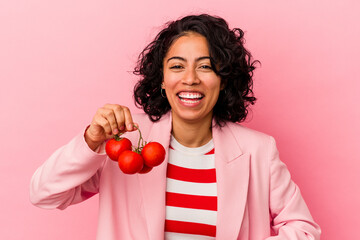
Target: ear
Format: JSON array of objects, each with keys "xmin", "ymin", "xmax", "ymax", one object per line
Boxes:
[{"xmin": 220, "ymin": 81, "xmax": 226, "ymax": 91}]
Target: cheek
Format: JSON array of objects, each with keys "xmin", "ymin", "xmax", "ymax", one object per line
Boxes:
[
  {"xmin": 206, "ymin": 77, "xmax": 222, "ymax": 100},
  {"xmin": 163, "ymin": 72, "xmax": 182, "ymax": 87},
  {"xmin": 204, "ymin": 76, "xmax": 222, "ymax": 89}
]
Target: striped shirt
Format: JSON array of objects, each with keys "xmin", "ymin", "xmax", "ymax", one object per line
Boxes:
[{"xmin": 165, "ymin": 135, "xmax": 217, "ymax": 240}]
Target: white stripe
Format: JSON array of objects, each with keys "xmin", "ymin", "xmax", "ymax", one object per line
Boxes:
[
  {"xmin": 165, "ymin": 232, "xmax": 215, "ymax": 240},
  {"xmin": 168, "ymin": 150, "xmax": 215, "ymax": 169},
  {"xmin": 170, "ymin": 135, "xmax": 214, "ymax": 155},
  {"xmin": 166, "ymin": 206, "xmax": 217, "ymax": 225},
  {"xmin": 166, "ymin": 178, "xmax": 217, "ymax": 196}
]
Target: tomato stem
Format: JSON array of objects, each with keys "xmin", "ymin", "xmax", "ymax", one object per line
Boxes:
[
  {"xmin": 133, "ymin": 125, "xmax": 147, "ymax": 153},
  {"xmin": 114, "ymin": 132, "xmax": 125, "ymax": 141},
  {"xmin": 114, "ymin": 134, "xmax": 120, "ymax": 141},
  {"xmin": 135, "ymin": 125, "xmax": 142, "ymax": 149}
]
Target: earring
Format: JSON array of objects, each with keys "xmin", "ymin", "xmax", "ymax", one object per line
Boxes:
[{"xmin": 161, "ymin": 84, "xmax": 166, "ymax": 98}]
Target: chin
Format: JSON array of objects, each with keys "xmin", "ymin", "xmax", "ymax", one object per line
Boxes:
[{"xmin": 172, "ymin": 110, "xmax": 212, "ymax": 124}]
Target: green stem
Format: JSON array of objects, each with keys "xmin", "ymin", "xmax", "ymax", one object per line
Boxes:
[
  {"xmin": 114, "ymin": 134, "xmax": 121, "ymax": 141},
  {"xmin": 137, "ymin": 126, "xmax": 142, "ymax": 148},
  {"xmin": 133, "ymin": 125, "xmax": 145, "ymax": 153}
]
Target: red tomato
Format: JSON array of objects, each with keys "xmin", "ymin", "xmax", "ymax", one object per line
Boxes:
[
  {"xmin": 105, "ymin": 137, "xmax": 132, "ymax": 161},
  {"xmin": 138, "ymin": 164, "xmax": 153, "ymax": 174},
  {"xmin": 118, "ymin": 150, "xmax": 144, "ymax": 174},
  {"xmin": 141, "ymin": 142, "xmax": 166, "ymax": 167}
]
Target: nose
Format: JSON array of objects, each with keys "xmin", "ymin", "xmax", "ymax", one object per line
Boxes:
[{"xmin": 182, "ymin": 68, "xmax": 200, "ymax": 85}]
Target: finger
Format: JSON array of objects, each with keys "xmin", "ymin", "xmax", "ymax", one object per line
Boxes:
[
  {"xmin": 103, "ymin": 104, "xmax": 136, "ymax": 132},
  {"xmin": 111, "ymin": 105, "xmax": 126, "ymax": 132},
  {"xmin": 92, "ymin": 113, "xmax": 113, "ymax": 136},
  {"xmin": 98, "ymin": 108, "xmax": 119, "ymax": 135},
  {"xmin": 122, "ymin": 106, "xmax": 136, "ymax": 131}
]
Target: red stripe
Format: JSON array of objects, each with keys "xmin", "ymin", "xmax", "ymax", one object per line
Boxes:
[
  {"xmin": 167, "ymin": 163, "xmax": 216, "ymax": 183},
  {"xmin": 166, "ymin": 192, "xmax": 217, "ymax": 211},
  {"xmin": 205, "ymin": 148, "xmax": 215, "ymax": 155},
  {"xmin": 165, "ymin": 220, "xmax": 216, "ymax": 237},
  {"xmin": 169, "ymin": 145, "xmax": 174, "ymax": 150}
]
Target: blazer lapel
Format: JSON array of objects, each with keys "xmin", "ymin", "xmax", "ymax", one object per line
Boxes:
[
  {"xmin": 138, "ymin": 112, "xmax": 172, "ymax": 240},
  {"xmin": 213, "ymin": 122, "xmax": 250, "ymax": 239}
]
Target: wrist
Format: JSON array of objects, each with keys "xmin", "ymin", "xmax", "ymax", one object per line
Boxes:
[{"xmin": 84, "ymin": 126, "xmax": 103, "ymax": 151}]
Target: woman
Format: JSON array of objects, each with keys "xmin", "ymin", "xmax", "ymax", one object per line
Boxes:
[{"xmin": 30, "ymin": 14, "xmax": 321, "ymax": 239}]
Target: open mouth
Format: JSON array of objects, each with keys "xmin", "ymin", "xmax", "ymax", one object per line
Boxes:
[{"xmin": 177, "ymin": 92, "xmax": 204, "ymax": 104}]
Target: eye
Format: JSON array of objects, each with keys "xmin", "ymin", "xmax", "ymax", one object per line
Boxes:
[
  {"xmin": 170, "ymin": 65, "xmax": 183, "ymax": 69},
  {"xmin": 199, "ymin": 65, "xmax": 212, "ymax": 70}
]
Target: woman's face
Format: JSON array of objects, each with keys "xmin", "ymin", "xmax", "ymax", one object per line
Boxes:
[{"xmin": 162, "ymin": 32, "xmax": 222, "ymax": 125}]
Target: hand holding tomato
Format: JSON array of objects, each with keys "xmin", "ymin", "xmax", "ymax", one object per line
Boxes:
[{"xmin": 84, "ymin": 104, "xmax": 137, "ymax": 151}]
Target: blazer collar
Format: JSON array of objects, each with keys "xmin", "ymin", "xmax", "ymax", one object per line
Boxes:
[
  {"xmin": 212, "ymin": 121, "xmax": 250, "ymax": 239},
  {"xmin": 138, "ymin": 112, "xmax": 172, "ymax": 240},
  {"xmin": 139, "ymin": 112, "xmax": 250, "ymax": 240}
]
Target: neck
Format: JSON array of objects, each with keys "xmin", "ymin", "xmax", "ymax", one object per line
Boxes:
[{"xmin": 171, "ymin": 113, "xmax": 213, "ymax": 148}]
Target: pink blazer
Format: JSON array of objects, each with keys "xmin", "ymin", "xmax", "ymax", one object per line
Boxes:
[{"xmin": 30, "ymin": 112, "xmax": 321, "ymax": 239}]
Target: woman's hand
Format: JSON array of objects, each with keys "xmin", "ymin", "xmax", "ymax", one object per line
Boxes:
[{"xmin": 84, "ymin": 104, "xmax": 137, "ymax": 151}]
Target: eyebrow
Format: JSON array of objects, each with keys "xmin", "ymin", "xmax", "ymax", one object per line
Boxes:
[{"xmin": 166, "ymin": 56, "xmax": 211, "ymax": 63}]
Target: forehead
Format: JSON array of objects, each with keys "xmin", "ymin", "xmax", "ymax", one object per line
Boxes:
[{"xmin": 165, "ymin": 32, "xmax": 210, "ymax": 58}]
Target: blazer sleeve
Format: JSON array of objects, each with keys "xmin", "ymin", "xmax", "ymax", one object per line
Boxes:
[
  {"xmin": 29, "ymin": 126, "xmax": 108, "ymax": 210},
  {"xmin": 265, "ymin": 136, "xmax": 321, "ymax": 240}
]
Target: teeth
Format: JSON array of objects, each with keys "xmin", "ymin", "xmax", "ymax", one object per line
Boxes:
[
  {"xmin": 178, "ymin": 92, "xmax": 203, "ymax": 99},
  {"xmin": 180, "ymin": 98, "xmax": 200, "ymax": 103}
]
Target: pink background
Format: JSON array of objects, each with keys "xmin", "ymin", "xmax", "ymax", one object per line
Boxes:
[{"xmin": 1, "ymin": 0, "xmax": 359, "ymax": 239}]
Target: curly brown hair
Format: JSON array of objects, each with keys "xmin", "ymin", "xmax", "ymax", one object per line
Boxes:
[{"xmin": 133, "ymin": 14, "xmax": 259, "ymax": 126}]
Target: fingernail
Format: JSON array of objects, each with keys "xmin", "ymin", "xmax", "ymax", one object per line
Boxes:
[
  {"xmin": 113, "ymin": 129, "xmax": 119, "ymax": 134},
  {"xmin": 127, "ymin": 124, "xmax": 133, "ymax": 130},
  {"xmin": 119, "ymin": 126, "xmax": 125, "ymax": 131}
]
